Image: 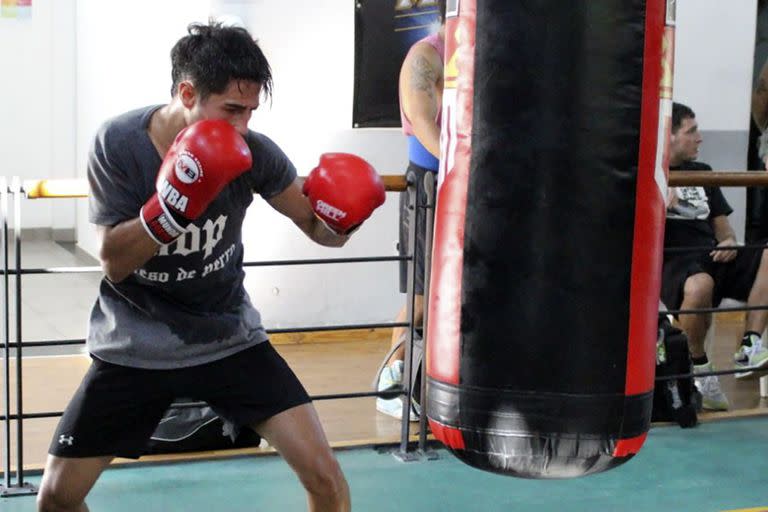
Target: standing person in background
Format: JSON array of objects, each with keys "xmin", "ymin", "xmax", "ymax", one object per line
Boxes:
[{"xmin": 376, "ymin": 0, "xmax": 446, "ymax": 421}]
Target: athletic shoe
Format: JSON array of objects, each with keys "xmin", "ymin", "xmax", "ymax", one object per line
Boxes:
[
  {"xmin": 734, "ymin": 335, "xmax": 768, "ymax": 379},
  {"xmin": 693, "ymin": 363, "xmax": 729, "ymax": 411},
  {"xmin": 376, "ymin": 360, "xmax": 419, "ymax": 421}
]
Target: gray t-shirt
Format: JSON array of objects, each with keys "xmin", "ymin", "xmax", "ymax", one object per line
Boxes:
[{"xmin": 87, "ymin": 105, "xmax": 297, "ymax": 369}]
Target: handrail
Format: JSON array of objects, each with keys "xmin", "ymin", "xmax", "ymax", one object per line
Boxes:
[
  {"xmin": 19, "ymin": 171, "xmax": 768, "ymax": 199},
  {"xmin": 22, "ymin": 175, "xmax": 410, "ymax": 199},
  {"xmin": 668, "ymin": 171, "xmax": 768, "ymax": 187},
  {"xmin": 22, "ymin": 179, "xmax": 89, "ymax": 199}
]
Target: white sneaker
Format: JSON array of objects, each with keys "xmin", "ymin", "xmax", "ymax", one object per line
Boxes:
[
  {"xmin": 734, "ymin": 336, "xmax": 768, "ymax": 380},
  {"xmin": 693, "ymin": 363, "xmax": 729, "ymax": 411},
  {"xmin": 376, "ymin": 361, "xmax": 420, "ymax": 422}
]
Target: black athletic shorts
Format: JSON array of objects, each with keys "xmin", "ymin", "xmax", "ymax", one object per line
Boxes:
[
  {"xmin": 399, "ymin": 162, "xmax": 437, "ymax": 295},
  {"xmin": 49, "ymin": 342, "xmax": 310, "ymax": 459},
  {"xmin": 661, "ymin": 244, "xmax": 767, "ymax": 311}
]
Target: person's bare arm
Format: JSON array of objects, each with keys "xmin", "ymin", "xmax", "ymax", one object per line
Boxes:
[
  {"xmin": 400, "ymin": 43, "xmax": 443, "ymax": 158},
  {"xmin": 710, "ymin": 215, "xmax": 738, "ymax": 263},
  {"xmin": 96, "ymin": 219, "xmax": 160, "ymax": 282},
  {"xmin": 266, "ymin": 178, "xmax": 349, "ymax": 247}
]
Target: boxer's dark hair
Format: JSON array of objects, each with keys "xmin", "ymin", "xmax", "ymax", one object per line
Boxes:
[
  {"xmin": 170, "ymin": 21, "xmax": 272, "ymax": 101},
  {"xmin": 672, "ymin": 102, "xmax": 695, "ymax": 133}
]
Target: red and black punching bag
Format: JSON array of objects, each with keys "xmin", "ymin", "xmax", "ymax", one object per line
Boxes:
[{"xmin": 426, "ymin": 0, "xmax": 673, "ymax": 478}]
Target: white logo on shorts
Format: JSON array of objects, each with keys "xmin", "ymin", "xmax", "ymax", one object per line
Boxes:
[
  {"xmin": 58, "ymin": 434, "xmax": 74, "ymax": 446},
  {"xmin": 174, "ymin": 152, "xmax": 203, "ymax": 184}
]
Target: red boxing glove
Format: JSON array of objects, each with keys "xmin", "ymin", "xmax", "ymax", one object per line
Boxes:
[
  {"xmin": 140, "ymin": 120, "xmax": 252, "ymax": 244},
  {"xmin": 303, "ymin": 153, "xmax": 386, "ymax": 234}
]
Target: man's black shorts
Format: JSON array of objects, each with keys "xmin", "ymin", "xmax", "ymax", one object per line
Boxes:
[
  {"xmin": 399, "ymin": 162, "xmax": 437, "ymax": 295},
  {"xmin": 49, "ymin": 342, "xmax": 310, "ymax": 459},
  {"xmin": 661, "ymin": 244, "xmax": 766, "ymax": 311}
]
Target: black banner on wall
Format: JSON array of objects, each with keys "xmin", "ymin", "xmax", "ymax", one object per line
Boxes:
[{"xmin": 353, "ymin": 1, "xmax": 442, "ymax": 128}]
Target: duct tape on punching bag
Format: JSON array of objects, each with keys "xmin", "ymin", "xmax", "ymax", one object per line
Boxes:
[{"xmin": 426, "ymin": 0, "xmax": 673, "ymax": 478}]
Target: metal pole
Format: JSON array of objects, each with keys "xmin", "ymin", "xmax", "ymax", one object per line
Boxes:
[
  {"xmin": 1, "ymin": 177, "xmax": 11, "ymax": 490},
  {"xmin": 396, "ymin": 171, "xmax": 419, "ymax": 458},
  {"xmin": 418, "ymin": 172, "xmax": 436, "ymax": 455},
  {"xmin": 1, "ymin": 178, "xmax": 35, "ymax": 497},
  {"xmin": 10, "ymin": 177, "xmax": 33, "ymax": 495},
  {"xmin": 13, "ymin": 177, "xmax": 23, "ymax": 486}
]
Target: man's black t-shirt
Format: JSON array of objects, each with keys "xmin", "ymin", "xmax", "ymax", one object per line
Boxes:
[{"xmin": 665, "ymin": 161, "xmax": 733, "ymax": 250}]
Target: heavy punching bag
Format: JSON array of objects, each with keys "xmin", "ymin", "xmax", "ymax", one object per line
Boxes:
[{"xmin": 426, "ymin": 0, "xmax": 673, "ymax": 478}]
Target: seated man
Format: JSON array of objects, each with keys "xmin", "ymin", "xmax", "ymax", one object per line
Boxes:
[{"xmin": 663, "ymin": 102, "xmax": 768, "ymax": 411}]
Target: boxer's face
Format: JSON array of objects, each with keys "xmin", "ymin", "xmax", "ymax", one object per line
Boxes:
[
  {"xmin": 181, "ymin": 79, "xmax": 262, "ymax": 136},
  {"xmin": 670, "ymin": 116, "xmax": 702, "ymax": 164}
]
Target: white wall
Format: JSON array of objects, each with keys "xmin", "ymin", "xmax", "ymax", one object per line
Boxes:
[
  {"xmin": 674, "ymin": 0, "xmax": 756, "ymax": 132},
  {"xmin": 0, "ymin": 0, "xmax": 77, "ymax": 233},
  {"xmin": 10, "ymin": 1, "xmax": 761, "ymax": 324},
  {"xmin": 75, "ymin": 0, "xmax": 407, "ymax": 327},
  {"xmin": 74, "ymin": 0, "xmax": 211, "ymax": 256},
  {"xmin": 674, "ymin": 0, "xmax": 758, "ymax": 240},
  {"xmin": 211, "ymin": 1, "xmax": 407, "ymax": 326}
]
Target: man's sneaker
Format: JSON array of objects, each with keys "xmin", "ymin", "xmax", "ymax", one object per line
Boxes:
[
  {"xmin": 376, "ymin": 360, "xmax": 419, "ymax": 422},
  {"xmin": 734, "ymin": 336, "xmax": 768, "ymax": 379},
  {"xmin": 693, "ymin": 363, "xmax": 729, "ymax": 411}
]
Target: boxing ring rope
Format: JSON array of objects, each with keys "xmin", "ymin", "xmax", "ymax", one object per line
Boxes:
[
  {"xmin": 0, "ymin": 173, "xmax": 424, "ymax": 497},
  {"xmin": 661, "ymin": 173, "xmax": 768, "ymax": 395},
  {"xmin": 3, "ymin": 170, "xmax": 768, "ymax": 494}
]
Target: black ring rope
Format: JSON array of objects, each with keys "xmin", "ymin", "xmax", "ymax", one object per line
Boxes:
[
  {"xmin": 0, "ymin": 255, "xmax": 410, "ymax": 276},
  {"xmin": 5, "ymin": 363, "xmax": 767, "ymax": 421},
  {"xmin": 664, "ymin": 243, "xmax": 767, "ymax": 254},
  {"xmin": 3, "ymin": 322, "xmax": 412, "ymax": 348},
  {"xmin": 662, "ymin": 304, "xmax": 768, "ymax": 315},
  {"xmin": 654, "ymin": 366, "xmax": 768, "ymax": 382},
  {"xmin": 0, "ymin": 387, "xmax": 408, "ymax": 422}
]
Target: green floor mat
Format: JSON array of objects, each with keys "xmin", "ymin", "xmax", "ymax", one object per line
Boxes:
[{"xmin": 3, "ymin": 416, "xmax": 767, "ymax": 511}]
